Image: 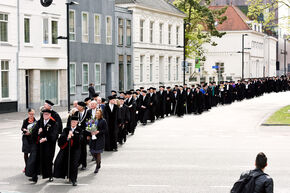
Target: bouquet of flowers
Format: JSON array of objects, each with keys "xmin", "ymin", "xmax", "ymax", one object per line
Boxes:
[
  {"xmin": 86, "ymin": 119, "xmax": 98, "ymax": 140},
  {"xmin": 27, "ymin": 122, "xmax": 37, "ymax": 134}
]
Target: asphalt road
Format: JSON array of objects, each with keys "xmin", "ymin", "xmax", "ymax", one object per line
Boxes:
[{"xmin": 0, "ymin": 91, "xmax": 290, "ymax": 193}]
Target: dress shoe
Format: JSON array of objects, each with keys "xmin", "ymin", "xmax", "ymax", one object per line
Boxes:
[
  {"xmin": 81, "ymin": 166, "xmax": 86, "ymax": 170},
  {"xmin": 48, "ymin": 177, "xmax": 53, "ymax": 182},
  {"xmin": 113, "ymin": 148, "xmax": 118, "ymax": 152},
  {"xmin": 72, "ymin": 181, "xmax": 77, "ymax": 186},
  {"xmin": 94, "ymin": 167, "xmax": 99, "ymax": 173},
  {"xmin": 29, "ymin": 177, "xmax": 38, "ymax": 183}
]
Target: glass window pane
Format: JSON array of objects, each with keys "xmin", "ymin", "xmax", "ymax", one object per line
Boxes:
[
  {"xmin": 1, "ymin": 61, "xmax": 9, "ymax": 98},
  {"xmin": 95, "ymin": 15, "xmax": 100, "ymax": 43},
  {"xmin": 70, "ymin": 63, "xmax": 76, "ymax": 94},
  {"xmin": 119, "ymin": 55, "xmax": 124, "ymax": 91},
  {"xmin": 126, "ymin": 20, "xmax": 131, "ymax": 46},
  {"xmin": 127, "ymin": 55, "xmax": 131, "ymax": 89},
  {"xmin": 43, "ymin": 18, "xmax": 49, "ymax": 44},
  {"xmin": 82, "ymin": 13, "xmax": 88, "ymax": 42},
  {"xmin": 118, "ymin": 18, "xmax": 124, "ymax": 45},
  {"xmin": 0, "ymin": 21, "xmax": 8, "ymax": 42},
  {"xmin": 24, "ymin": 18, "xmax": 30, "ymax": 43},
  {"xmin": 106, "ymin": 17, "xmax": 112, "ymax": 44},
  {"xmin": 82, "ymin": 64, "xmax": 88, "ymax": 92},
  {"xmin": 51, "ymin": 20, "xmax": 58, "ymax": 44},
  {"xmin": 69, "ymin": 10, "xmax": 75, "ymax": 41},
  {"xmin": 95, "ymin": 64, "xmax": 101, "ymax": 92}
]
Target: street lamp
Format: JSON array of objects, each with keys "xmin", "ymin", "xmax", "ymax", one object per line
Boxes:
[
  {"xmin": 237, "ymin": 34, "xmax": 250, "ymax": 80},
  {"xmin": 57, "ymin": 0, "xmax": 79, "ymax": 112},
  {"xmin": 183, "ymin": 22, "xmax": 191, "ymax": 85}
]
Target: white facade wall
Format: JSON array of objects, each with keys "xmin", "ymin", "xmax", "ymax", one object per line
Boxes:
[
  {"xmin": 120, "ymin": 5, "xmax": 185, "ymax": 88},
  {"xmin": 191, "ymin": 30, "xmax": 277, "ymax": 83},
  {"xmin": 0, "ymin": 1, "xmax": 18, "ymax": 105}
]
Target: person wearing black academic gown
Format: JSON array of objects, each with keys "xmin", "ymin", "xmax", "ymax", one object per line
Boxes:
[
  {"xmin": 193, "ymin": 87, "xmax": 204, "ymax": 114},
  {"xmin": 103, "ymin": 96, "xmax": 120, "ymax": 151},
  {"xmin": 53, "ymin": 116, "xmax": 81, "ymax": 186},
  {"xmin": 21, "ymin": 108, "xmax": 37, "ymax": 172},
  {"xmin": 148, "ymin": 88, "xmax": 157, "ymax": 122},
  {"xmin": 172, "ymin": 89, "xmax": 178, "ymax": 115},
  {"xmin": 185, "ymin": 88, "xmax": 193, "ymax": 114},
  {"xmin": 165, "ymin": 87, "xmax": 173, "ymax": 116},
  {"xmin": 138, "ymin": 90, "xmax": 150, "ymax": 125},
  {"xmin": 73, "ymin": 102, "xmax": 92, "ymax": 170},
  {"xmin": 117, "ymin": 97, "xmax": 130, "ymax": 144},
  {"xmin": 157, "ymin": 86, "xmax": 167, "ymax": 118},
  {"xmin": 125, "ymin": 91, "xmax": 137, "ymax": 135},
  {"xmin": 25, "ymin": 109, "xmax": 58, "ymax": 183},
  {"xmin": 176, "ymin": 86, "xmax": 186, "ymax": 117},
  {"xmin": 43, "ymin": 100, "xmax": 63, "ymax": 134}
]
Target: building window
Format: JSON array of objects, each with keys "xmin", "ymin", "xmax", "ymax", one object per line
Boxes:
[
  {"xmin": 51, "ymin": 20, "xmax": 58, "ymax": 44},
  {"xmin": 127, "ymin": 55, "xmax": 132, "ymax": 89},
  {"xmin": 176, "ymin": 26, "xmax": 179, "ymax": 45},
  {"xmin": 140, "ymin": 56, "xmax": 144, "ymax": 82},
  {"xmin": 168, "ymin": 57, "xmax": 172, "ymax": 81},
  {"xmin": 140, "ymin": 20, "xmax": 144, "ymax": 42},
  {"xmin": 82, "ymin": 12, "xmax": 89, "ymax": 43},
  {"xmin": 1, "ymin": 60, "xmax": 9, "ymax": 98},
  {"xmin": 159, "ymin": 23, "xmax": 163, "ymax": 44},
  {"xmin": 43, "ymin": 18, "xmax": 49, "ymax": 44},
  {"xmin": 94, "ymin": 14, "xmax": 101, "ymax": 43},
  {"xmin": 118, "ymin": 18, "xmax": 124, "ymax": 45},
  {"xmin": 95, "ymin": 63, "xmax": 101, "ymax": 92},
  {"xmin": 24, "ymin": 18, "xmax": 30, "ymax": 43},
  {"xmin": 119, "ymin": 55, "xmax": 124, "ymax": 91},
  {"xmin": 82, "ymin": 63, "xmax": 89, "ymax": 93},
  {"xmin": 150, "ymin": 21, "xmax": 154, "ymax": 43},
  {"xmin": 0, "ymin": 13, "xmax": 8, "ymax": 42},
  {"xmin": 126, "ymin": 20, "xmax": 131, "ymax": 46},
  {"xmin": 106, "ymin": 16, "xmax": 112, "ymax": 44},
  {"xmin": 176, "ymin": 57, "xmax": 179, "ymax": 81},
  {"xmin": 69, "ymin": 63, "xmax": 76, "ymax": 94},
  {"xmin": 150, "ymin": 56, "xmax": 154, "ymax": 82},
  {"xmin": 168, "ymin": 25, "xmax": 172, "ymax": 45},
  {"xmin": 69, "ymin": 10, "xmax": 76, "ymax": 41}
]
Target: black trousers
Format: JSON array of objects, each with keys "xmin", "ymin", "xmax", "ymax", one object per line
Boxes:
[
  {"xmin": 79, "ymin": 138, "xmax": 87, "ymax": 167},
  {"xmin": 70, "ymin": 148, "xmax": 81, "ymax": 182}
]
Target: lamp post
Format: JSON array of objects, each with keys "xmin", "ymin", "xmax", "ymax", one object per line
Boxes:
[
  {"xmin": 57, "ymin": 1, "xmax": 79, "ymax": 112},
  {"xmin": 281, "ymin": 35, "xmax": 288, "ymax": 76},
  {"xmin": 237, "ymin": 34, "xmax": 249, "ymax": 80},
  {"xmin": 183, "ymin": 22, "xmax": 191, "ymax": 85}
]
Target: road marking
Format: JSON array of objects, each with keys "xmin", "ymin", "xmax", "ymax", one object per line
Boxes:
[
  {"xmin": 128, "ymin": 184, "xmax": 170, "ymax": 187},
  {"xmin": 0, "ymin": 182, "xmax": 10, "ymax": 185}
]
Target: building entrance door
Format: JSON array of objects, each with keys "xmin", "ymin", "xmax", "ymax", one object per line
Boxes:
[{"xmin": 40, "ymin": 70, "xmax": 58, "ymax": 105}]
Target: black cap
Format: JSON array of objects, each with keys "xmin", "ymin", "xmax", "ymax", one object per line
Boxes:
[
  {"xmin": 173, "ymin": 89, "xmax": 177, "ymax": 92},
  {"xmin": 130, "ymin": 89, "xmax": 134, "ymax": 92},
  {"xmin": 159, "ymin": 86, "xmax": 165, "ymax": 88},
  {"xmin": 42, "ymin": 109, "xmax": 52, "ymax": 113},
  {"xmin": 101, "ymin": 98, "xmax": 106, "ymax": 103},
  {"xmin": 119, "ymin": 91, "xmax": 125, "ymax": 94},
  {"xmin": 108, "ymin": 96, "xmax": 115, "ymax": 101},
  {"xmin": 140, "ymin": 87, "xmax": 144, "ymax": 89},
  {"xmin": 118, "ymin": 97, "xmax": 125, "ymax": 100},
  {"xmin": 142, "ymin": 90, "xmax": 147, "ymax": 93},
  {"xmin": 45, "ymin": 100, "xmax": 54, "ymax": 106},
  {"xmin": 77, "ymin": 101, "xmax": 86, "ymax": 107},
  {"xmin": 166, "ymin": 86, "xmax": 171, "ymax": 89},
  {"xmin": 125, "ymin": 91, "xmax": 132, "ymax": 95},
  {"xmin": 133, "ymin": 91, "xmax": 138, "ymax": 95},
  {"xmin": 84, "ymin": 97, "xmax": 91, "ymax": 102},
  {"xmin": 92, "ymin": 93, "xmax": 99, "ymax": 98},
  {"xmin": 136, "ymin": 89, "xmax": 140, "ymax": 91},
  {"xmin": 175, "ymin": 85, "xmax": 178, "ymax": 87},
  {"xmin": 111, "ymin": 90, "xmax": 117, "ymax": 94},
  {"xmin": 71, "ymin": 116, "xmax": 79, "ymax": 121}
]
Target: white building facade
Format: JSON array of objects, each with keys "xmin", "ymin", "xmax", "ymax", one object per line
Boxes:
[
  {"xmin": 116, "ymin": 0, "xmax": 185, "ymax": 89},
  {"xmin": 0, "ymin": 0, "xmax": 67, "ymax": 112}
]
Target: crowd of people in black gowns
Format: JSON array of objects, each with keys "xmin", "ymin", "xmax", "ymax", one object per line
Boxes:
[{"xmin": 21, "ymin": 76, "xmax": 290, "ymax": 186}]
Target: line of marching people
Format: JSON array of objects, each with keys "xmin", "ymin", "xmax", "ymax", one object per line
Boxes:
[{"xmin": 21, "ymin": 76, "xmax": 289, "ymax": 186}]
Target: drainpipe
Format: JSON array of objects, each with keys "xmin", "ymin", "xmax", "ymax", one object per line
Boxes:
[{"xmin": 16, "ymin": 0, "xmax": 20, "ymax": 111}]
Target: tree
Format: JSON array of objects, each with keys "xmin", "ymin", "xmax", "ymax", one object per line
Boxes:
[
  {"xmin": 173, "ymin": 0, "xmax": 228, "ymax": 61},
  {"xmin": 247, "ymin": 0, "xmax": 290, "ymax": 36}
]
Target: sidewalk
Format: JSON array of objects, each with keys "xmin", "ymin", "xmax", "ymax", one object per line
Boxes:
[{"xmin": 0, "ymin": 106, "xmax": 69, "ymax": 130}]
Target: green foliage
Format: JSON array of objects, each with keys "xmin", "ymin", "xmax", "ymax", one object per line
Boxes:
[
  {"xmin": 173, "ymin": 0, "xmax": 228, "ymax": 61},
  {"xmin": 247, "ymin": 0, "xmax": 290, "ymax": 35}
]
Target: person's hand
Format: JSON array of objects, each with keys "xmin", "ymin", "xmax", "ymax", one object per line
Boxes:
[
  {"xmin": 87, "ymin": 136, "xmax": 91, "ymax": 141},
  {"xmin": 25, "ymin": 131, "xmax": 31, "ymax": 135},
  {"xmin": 91, "ymin": 130, "xmax": 99, "ymax": 136},
  {"xmin": 38, "ymin": 128, "xmax": 43, "ymax": 134},
  {"xmin": 40, "ymin": 138, "xmax": 47, "ymax": 143},
  {"xmin": 67, "ymin": 131, "xmax": 73, "ymax": 139}
]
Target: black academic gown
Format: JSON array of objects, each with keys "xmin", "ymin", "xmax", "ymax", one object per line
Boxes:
[
  {"xmin": 138, "ymin": 95, "xmax": 150, "ymax": 124},
  {"xmin": 118, "ymin": 104, "xmax": 130, "ymax": 143},
  {"xmin": 157, "ymin": 91, "xmax": 167, "ymax": 118},
  {"xmin": 73, "ymin": 109, "xmax": 91, "ymax": 168},
  {"xmin": 148, "ymin": 93, "xmax": 157, "ymax": 122},
  {"xmin": 194, "ymin": 91, "xmax": 204, "ymax": 114},
  {"xmin": 53, "ymin": 126, "xmax": 81, "ymax": 183},
  {"xmin": 103, "ymin": 104, "xmax": 120, "ymax": 151},
  {"xmin": 125, "ymin": 97, "xmax": 137, "ymax": 134},
  {"xmin": 176, "ymin": 90, "xmax": 186, "ymax": 117},
  {"xmin": 21, "ymin": 118, "xmax": 37, "ymax": 153},
  {"xmin": 165, "ymin": 91, "xmax": 173, "ymax": 116},
  {"xmin": 25, "ymin": 118, "xmax": 58, "ymax": 179}
]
